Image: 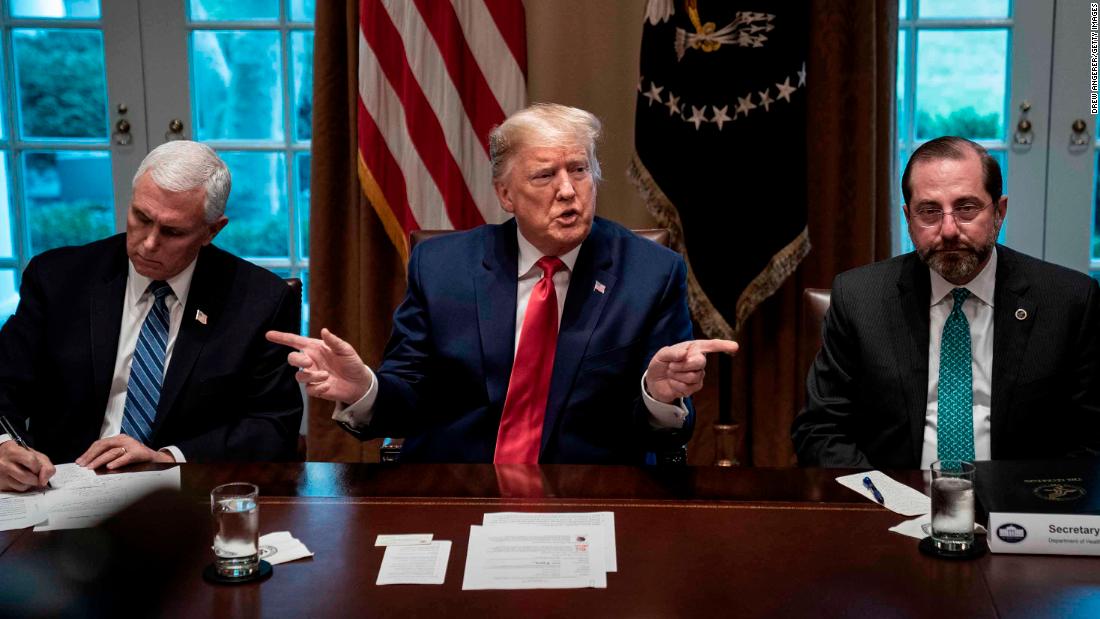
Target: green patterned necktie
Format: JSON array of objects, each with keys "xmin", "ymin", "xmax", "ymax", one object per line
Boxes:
[{"xmin": 938, "ymin": 287, "xmax": 975, "ymax": 462}]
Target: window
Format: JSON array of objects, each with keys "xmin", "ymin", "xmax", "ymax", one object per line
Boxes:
[{"xmin": 0, "ymin": 0, "xmax": 314, "ymax": 333}]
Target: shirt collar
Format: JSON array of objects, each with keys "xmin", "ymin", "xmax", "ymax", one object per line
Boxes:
[
  {"xmin": 516, "ymin": 229, "xmax": 581, "ymax": 278},
  {"xmin": 127, "ymin": 258, "xmax": 198, "ymax": 309},
  {"xmin": 929, "ymin": 246, "xmax": 997, "ymax": 308}
]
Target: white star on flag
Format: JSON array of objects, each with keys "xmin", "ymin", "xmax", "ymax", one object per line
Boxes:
[
  {"xmin": 734, "ymin": 94, "xmax": 756, "ymax": 118},
  {"xmin": 686, "ymin": 105, "xmax": 708, "ymax": 130},
  {"xmin": 711, "ymin": 105, "xmax": 732, "ymax": 129},
  {"xmin": 776, "ymin": 77, "xmax": 796, "ymax": 102},
  {"xmin": 644, "ymin": 83, "xmax": 665, "ymax": 107},
  {"xmin": 665, "ymin": 93, "xmax": 681, "ymax": 116},
  {"xmin": 797, "ymin": 62, "xmax": 807, "ymax": 87},
  {"xmin": 758, "ymin": 88, "xmax": 774, "ymax": 111}
]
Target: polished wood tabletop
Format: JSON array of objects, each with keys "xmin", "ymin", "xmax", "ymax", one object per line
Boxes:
[{"xmin": 2, "ymin": 463, "xmax": 1099, "ymax": 618}]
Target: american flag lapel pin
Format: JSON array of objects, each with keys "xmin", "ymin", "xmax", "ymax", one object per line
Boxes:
[
  {"xmin": 594, "ymin": 281, "xmax": 606, "ymax": 294},
  {"xmin": 195, "ymin": 309, "xmax": 208, "ymax": 325}
]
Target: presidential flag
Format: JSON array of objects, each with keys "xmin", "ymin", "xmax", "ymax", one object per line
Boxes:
[
  {"xmin": 629, "ymin": 0, "xmax": 809, "ymax": 339},
  {"xmin": 357, "ymin": 0, "xmax": 528, "ymax": 259}
]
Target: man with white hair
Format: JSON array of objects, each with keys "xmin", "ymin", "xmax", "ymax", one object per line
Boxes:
[
  {"xmin": 0, "ymin": 140, "xmax": 302, "ymax": 491},
  {"xmin": 268, "ymin": 103, "xmax": 737, "ymax": 464}
]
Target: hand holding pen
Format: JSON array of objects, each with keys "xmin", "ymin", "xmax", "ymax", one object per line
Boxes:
[{"xmin": 0, "ymin": 415, "xmax": 54, "ymax": 491}]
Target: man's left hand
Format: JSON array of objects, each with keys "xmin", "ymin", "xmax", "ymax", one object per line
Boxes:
[
  {"xmin": 75, "ymin": 435, "xmax": 175, "ymax": 470},
  {"xmin": 646, "ymin": 339, "xmax": 740, "ymax": 403}
]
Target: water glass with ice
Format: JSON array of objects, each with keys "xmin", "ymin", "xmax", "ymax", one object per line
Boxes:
[
  {"xmin": 929, "ymin": 460, "xmax": 975, "ymax": 552},
  {"xmin": 211, "ymin": 482, "xmax": 260, "ymax": 578}
]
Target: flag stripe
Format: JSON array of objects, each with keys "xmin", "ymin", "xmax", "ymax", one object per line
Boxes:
[
  {"xmin": 356, "ymin": 101, "xmax": 419, "ymax": 236},
  {"xmin": 412, "ymin": 0, "xmax": 505, "ymax": 151},
  {"xmin": 381, "ymin": 0, "xmax": 500, "ymax": 223},
  {"xmin": 359, "ymin": 30, "xmax": 453, "ymax": 230},
  {"xmin": 450, "ymin": 0, "xmax": 526, "ymax": 115},
  {"xmin": 360, "ymin": 0, "xmax": 485, "ymax": 230},
  {"xmin": 478, "ymin": 0, "xmax": 527, "ymax": 74}
]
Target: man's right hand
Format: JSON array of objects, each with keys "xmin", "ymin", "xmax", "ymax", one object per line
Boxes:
[
  {"xmin": 0, "ymin": 440, "xmax": 55, "ymax": 492},
  {"xmin": 266, "ymin": 328, "xmax": 373, "ymax": 404}
]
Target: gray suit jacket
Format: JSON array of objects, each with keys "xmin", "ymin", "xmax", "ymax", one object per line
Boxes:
[{"xmin": 792, "ymin": 245, "xmax": 1100, "ymax": 468}]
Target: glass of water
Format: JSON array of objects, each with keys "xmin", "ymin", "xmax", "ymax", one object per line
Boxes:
[
  {"xmin": 210, "ymin": 482, "xmax": 260, "ymax": 578},
  {"xmin": 929, "ymin": 460, "xmax": 976, "ymax": 552}
]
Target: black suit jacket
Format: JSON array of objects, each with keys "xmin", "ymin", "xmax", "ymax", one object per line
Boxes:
[
  {"xmin": 0, "ymin": 234, "xmax": 303, "ymax": 463},
  {"xmin": 792, "ymin": 245, "xmax": 1100, "ymax": 468},
  {"xmin": 351, "ymin": 217, "xmax": 695, "ymax": 464}
]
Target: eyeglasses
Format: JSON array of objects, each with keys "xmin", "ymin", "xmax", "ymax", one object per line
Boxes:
[{"xmin": 911, "ymin": 201, "xmax": 993, "ymax": 228}]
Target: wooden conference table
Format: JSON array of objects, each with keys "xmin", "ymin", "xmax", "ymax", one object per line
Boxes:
[{"xmin": 1, "ymin": 463, "xmax": 1099, "ymax": 618}]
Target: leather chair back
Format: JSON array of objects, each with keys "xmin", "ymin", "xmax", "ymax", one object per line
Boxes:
[
  {"xmin": 409, "ymin": 227, "xmax": 672, "ymax": 252},
  {"xmin": 283, "ymin": 277, "xmax": 307, "ymax": 461},
  {"xmin": 800, "ymin": 288, "xmax": 832, "ymax": 380}
]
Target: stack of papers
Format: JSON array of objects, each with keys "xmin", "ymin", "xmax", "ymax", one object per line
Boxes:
[
  {"xmin": 0, "ymin": 463, "xmax": 180, "ymax": 532},
  {"xmin": 462, "ymin": 512, "xmax": 617, "ymax": 590},
  {"xmin": 258, "ymin": 531, "xmax": 314, "ymax": 565}
]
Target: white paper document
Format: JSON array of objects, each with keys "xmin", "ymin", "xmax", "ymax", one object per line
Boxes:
[
  {"xmin": 375, "ymin": 533, "xmax": 433, "ymax": 546},
  {"xmin": 259, "ymin": 531, "xmax": 314, "ymax": 565},
  {"xmin": 462, "ymin": 524, "xmax": 607, "ymax": 590},
  {"xmin": 376, "ymin": 540, "xmax": 451, "ymax": 585},
  {"xmin": 835, "ymin": 470, "xmax": 931, "ymax": 516},
  {"xmin": 33, "ymin": 466, "xmax": 181, "ymax": 531},
  {"xmin": 0, "ymin": 492, "xmax": 46, "ymax": 531},
  {"xmin": 482, "ymin": 511, "xmax": 617, "ymax": 572}
]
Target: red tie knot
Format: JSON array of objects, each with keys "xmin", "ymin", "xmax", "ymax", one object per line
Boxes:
[{"xmin": 536, "ymin": 256, "xmax": 565, "ymax": 279}]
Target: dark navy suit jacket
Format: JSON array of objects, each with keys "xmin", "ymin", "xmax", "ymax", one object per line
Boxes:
[
  {"xmin": 0, "ymin": 234, "xmax": 303, "ymax": 463},
  {"xmin": 792, "ymin": 245, "xmax": 1100, "ymax": 468},
  {"xmin": 359, "ymin": 216, "xmax": 694, "ymax": 464}
]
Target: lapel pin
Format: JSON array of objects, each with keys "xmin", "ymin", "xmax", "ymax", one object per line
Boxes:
[
  {"xmin": 1014, "ymin": 308, "xmax": 1027, "ymax": 321},
  {"xmin": 593, "ymin": 281, "xmax": 606, "ymax": 294},
  {"xmin": 195, "ymin": 309, "xmax": 208, "ymax": 325}
]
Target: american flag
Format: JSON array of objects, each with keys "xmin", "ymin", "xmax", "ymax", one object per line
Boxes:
[{"xmin": 357, "ymin": 0, "xmax": 528, "ymax": 259}]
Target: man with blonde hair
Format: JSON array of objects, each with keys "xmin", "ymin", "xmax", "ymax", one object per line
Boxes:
[
  {"xmin": 0, "ymin": 140, "xmax": 302, "ymax": 491},
  {"xmin": 269, "ymin": 103, "xmax": 736, "ymax": 464}
]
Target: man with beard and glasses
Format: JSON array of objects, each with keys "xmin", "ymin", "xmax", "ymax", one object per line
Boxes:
[{"xmin": 791, "ymin": 136, "xmax": 1100, "ymax": 469}]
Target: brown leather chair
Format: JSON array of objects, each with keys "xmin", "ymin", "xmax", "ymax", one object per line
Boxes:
[
  {"xmin": 409, "ymin": 227, "xmax": 671, "ymax": 251},
  {"xmin": 381, "ymin": 228, "xmax": 679, "ymax": 464},
  {"xmin": 799, "ymin": 288, "xmax": 832, "ymax": 382}
]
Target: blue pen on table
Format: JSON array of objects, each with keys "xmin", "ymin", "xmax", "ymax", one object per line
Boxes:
[
  {"xmin": 862, "ymin": 476, "xmax": 885, "ymax": 504},
  {"xmin": 0, "ymin": 415, "xmax": 52, "ymax": 489}
]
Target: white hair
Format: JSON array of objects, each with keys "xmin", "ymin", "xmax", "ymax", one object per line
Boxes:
[
  {"xmin": 488, "ymin": 103, "xmax": 603, "ymax": 183},
  {"xmin": 132, "ymin": 141, "xmax": 231, "ymax": 223}
]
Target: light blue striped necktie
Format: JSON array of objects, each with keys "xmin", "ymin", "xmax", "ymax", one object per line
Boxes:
[
  {"xmin": 122, "ymin": 281, "xmax": 173, "ymax": 446},
  {"xmin": 937, "ymin": 287, "xmax": 975, "ymax": 462}
]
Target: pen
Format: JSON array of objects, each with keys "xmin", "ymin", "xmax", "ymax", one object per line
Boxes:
[
  {"xmin": 862, "ymin": 476, "xmax": 884, "ymax": 504},
  {"xmin": 0, "ymin": 415, "xmax": 52, "ymax": 489}
]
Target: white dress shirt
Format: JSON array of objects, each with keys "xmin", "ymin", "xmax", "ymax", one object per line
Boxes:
[
  {"xmin": 919, "ymin": 248, "xmax": 997, "ymax": 468},
  {"xmin": 335, "ymin": 230, "xmax": 689, "ymax": 430},
  {"xmin": 1, "ymin": 260, "xmax": 196, "ymax": 461}
]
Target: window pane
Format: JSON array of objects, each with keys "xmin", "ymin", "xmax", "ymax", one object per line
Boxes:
[
  {"xmin": 897, "ymin": 29, "xmax": 907, "ymax": 139},
  {"xmin": 191, "ymin": 30, "xmax": 284, "ymax": 141},
  {"xmin": 22, "ymin": 150, "xmax": 113, "ymax": 255},
  {"xmin": 291, "ymin": 31, "xmax": 313, "ymax": 141},
  {"xmin": 915, "ymin": 29, "xmax": 1007, "ymax": 141},
  {"xmin": 0, "ymin": 154, "xmax": 13, "ymax": 258},
  {"xmin": 189, "ymin": 0, "xmax": 277, "ymax": 21},
  {"xmin": 0, "ymin": 269, "xmax": 17, "ymax": 326},
  {"xmin": 300, "ymin": 270, "xmax": 309, "ymax": 335},
  {"xmin": 10, "ymin": 0, "xmax": 100, "ymax": 19},
  {"xmin": 900, "ymin": 0, "xmax": 908, "ymax": 20},
  {"xmin": 919, "ymin": 0, "xmax": 1009, "ymax": 19},
  {"xmin": 296, "ymin": 152, "xmax": 309, "ymax": 258},
  {"xmin": 217, "ymin": 151, "xmax": 288, "ymax": 258},
  {"xmin": 1093, "ymin": 151, "xmax": 1100, "ymax": 261},
  {"xmin": 290, "ymin": 0, "xmax": 315, "ymax": 22},
  {"xmin": 13, "ymin": 29, "xmax": 108, "ymax": 140},
  {"xmin": 991, "ymin": 150, "xmax": 1007, "ymax": 243}
]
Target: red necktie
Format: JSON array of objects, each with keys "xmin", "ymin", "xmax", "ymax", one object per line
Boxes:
[{"xmin": 494, "ymin": 256, "xmax": 565, "ymax": 464}]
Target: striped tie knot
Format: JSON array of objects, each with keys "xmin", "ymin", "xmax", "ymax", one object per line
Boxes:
[{"xmin": 149, "ymin": 280, "xmax": 172, "ymax": 302}]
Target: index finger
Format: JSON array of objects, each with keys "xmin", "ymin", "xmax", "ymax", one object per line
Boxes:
[
  {"xmin": 691, "ymin": 339, "xmax": 740, "ymax": 356},
  {"xmin": 266, "ymin": 330, "xmax": 315, "ymax": 349}
]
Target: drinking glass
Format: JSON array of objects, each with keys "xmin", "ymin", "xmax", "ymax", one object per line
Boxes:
[
  {"xmin": 929, "ymin": 460, "xmax": 975, "ymax": 552},
  {"xmin": 210, "ymin": 482, "xmax": 260, "ymax": 578}
]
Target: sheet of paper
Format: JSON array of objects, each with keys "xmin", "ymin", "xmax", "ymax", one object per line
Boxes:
[
  {"xmin": 375, "ymin": 533, "xmax": 433, "ymax": 546},
  {"xmin": 835, "ymin": 470, "xmax": 931, "ymax": 516},
  {"xmin": 48, "ymin": 463, "xmax": 100, "ymax": 489},
  {"xmin": 482, "ymin": 511, "xmax": 617, "ymax": 572},
  {"xmin": 0, "ymin": 492, "xmax": 46, "ymax": 531},
  {"xmin": 462, "ymin": 524, "xmax": 607, "ymax": 590},
  {"xmin": 376, "ymin": 541, "xmax": 451, "ymax": 585},
  {"xmin": 259, "ymin": 531, "xmax": 314, "ymax": 565},
  {"xmin": 33, "ymin": 466, "xmax": 181, "ymax": 531}
]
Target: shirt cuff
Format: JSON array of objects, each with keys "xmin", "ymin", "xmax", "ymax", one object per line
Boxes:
[
  {"xmin": 640, "ymin": 370, "xmax": 689, "ymax": 429},
  {"xmin": 331, "ymin": 365, "xmax": 379, "ymax": 430},
  {"xmin": 160, "ymin": 446, "xmax": 185, "ymax": 463},
  {"xmin": 0, "ymin": 434, "xmax": 10, "ymax": 446}
]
